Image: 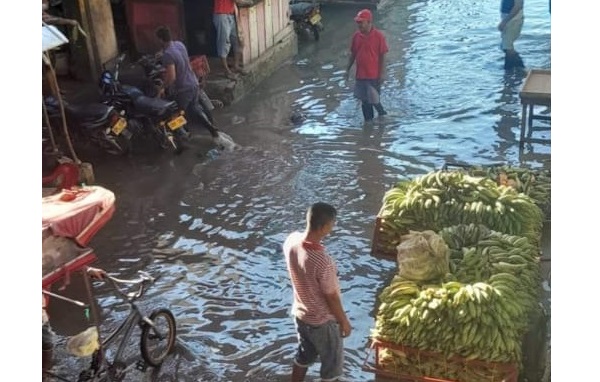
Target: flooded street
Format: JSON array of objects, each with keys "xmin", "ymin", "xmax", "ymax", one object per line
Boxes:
[{"xmin": 48, "ymin": 1, "xmax": 550, "ymax": 381}]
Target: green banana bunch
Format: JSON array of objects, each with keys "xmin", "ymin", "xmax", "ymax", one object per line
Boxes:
[
  {"xmin": 458, "ymin": 165, "xmax": 550, "ymax": 220},
  {"xmin": 374, "ymin": 170, "xmax": 544, "ymax": 257},
  {"xmin": 371, "ymin": 225, "xmax": 541, "ymax": 380}
]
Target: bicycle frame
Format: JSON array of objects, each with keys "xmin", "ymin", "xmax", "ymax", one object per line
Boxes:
[
  {"xmin": 84, "ymin": 278, "xmax": 161, "ymax": 381},
  {"xmin": 93, "ymin": 301, "xmax": 145, "ymax": 375},
  {"xmin": 45, "ymin": 273, "xmax": 163, "ymax": 382}
]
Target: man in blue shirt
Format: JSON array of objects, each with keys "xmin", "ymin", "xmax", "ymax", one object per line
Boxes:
[{"xmin": 156, "ymin": 26, "xmax": 219, "ymax": 138}]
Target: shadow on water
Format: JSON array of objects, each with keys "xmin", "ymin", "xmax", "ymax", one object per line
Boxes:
[{"xmin": 47, "ymin": 1, "xmax": 550, "ymax": 380}]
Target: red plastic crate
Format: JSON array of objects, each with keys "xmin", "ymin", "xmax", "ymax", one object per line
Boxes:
[
  {"xmin": 362, "ymin": 339, "xmax": 519, "ymax": 382},
  {"xmin": 190, "ymin": 55, "xmax": 211, "ymax": 79}
]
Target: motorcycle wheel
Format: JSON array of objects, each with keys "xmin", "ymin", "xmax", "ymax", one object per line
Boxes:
[
  {"xmin": 158, "ymin": 127, "xmax": 185, "ymax": 155},
  {"xmin": 115, "ymin": 130, "xmax": 132, "ymax": 155},
  {"xmin": 94, "ymin": 130, "xmax": 127, "ymax": 155},
  {"xmin": 108, "ymin": 136, "xmax": 129, "ymax": 155},
  {"xmin": 165, "ymin": 132, "xmax": 182, "ymax": 154}
]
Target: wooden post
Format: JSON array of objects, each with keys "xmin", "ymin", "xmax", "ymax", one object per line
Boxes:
[{"xmin": 77, "ymin": 0, "xmax": 118, "ymax": 82}]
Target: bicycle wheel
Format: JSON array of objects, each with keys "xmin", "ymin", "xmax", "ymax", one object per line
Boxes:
[{"xmin": 140, "ymin": 308, "xmax": 177, "ymax": 367}]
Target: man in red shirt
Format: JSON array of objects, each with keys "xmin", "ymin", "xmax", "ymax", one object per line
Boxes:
[
  {"xmin": 345, "ymin": 9, "xmax": 389, "ymax": 122},
  {"xmin": 283, "ymin": 202, "xmax": 351, "ymax": 382},
  {"xmin": 213, "ymin": 0, "xmax": 244, "ymax": 79}
]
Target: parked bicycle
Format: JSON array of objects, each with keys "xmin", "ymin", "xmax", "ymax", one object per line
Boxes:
[{"xmin": 43, "ymin": 271, "xmax": 177, "ymax": 382}]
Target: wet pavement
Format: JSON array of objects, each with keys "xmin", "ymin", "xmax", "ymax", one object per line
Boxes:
[{"xmin": 45, "ymin": 1, "xmax": 551, "ymax": 381}]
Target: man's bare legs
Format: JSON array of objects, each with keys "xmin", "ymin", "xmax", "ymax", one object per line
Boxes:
[
  {"xmin": 291, "ymin": 364, "xmax": 308, "ymax": 382},
  {"xmin": 220, "ymin": 56, "xmax": 236, "ymax": 79},
  {"xmin": 232, "ymin": 50, "xmax": 247, "ymax": 75},
  {"xmin": 220, "ymin": 52, "xmax": 245, "ymax": 78}
]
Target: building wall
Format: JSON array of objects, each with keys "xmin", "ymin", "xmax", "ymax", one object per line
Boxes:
[
  {"xmin": 238, "ymin": 0, "xmax": 292, "ymax": 66},
  {"xmin": 124, "ymin": 0, "xmax": 186, "ymax": 55},
  {"xmin": 78, "ymin": 0, "xmax": 118, "ymax": 79}
]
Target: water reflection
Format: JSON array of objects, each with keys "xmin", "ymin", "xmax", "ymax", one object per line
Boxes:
[{"xmin": 49, "ymin": 0, "xmax": 550, "ymax": 380}]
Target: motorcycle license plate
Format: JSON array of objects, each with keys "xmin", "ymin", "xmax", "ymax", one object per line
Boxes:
[
  {"xmin": 111, "ymin": 118, "xmax": 128, "ymax": 135},
  {"xmin": 167, "ymin": 115, "xmax": 187, "ymax": 131},
  {"xmin": 309, "ymin": 13, "xmax": 321, "ymax": 25}
]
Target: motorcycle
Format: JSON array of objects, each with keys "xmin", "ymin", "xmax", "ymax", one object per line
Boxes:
[
  {"xmin": 100, "ymin": 53, "xmax": 190, "ymax": 154},
  {"xmin": 137, "ymin": 53, "xmax": 217, "ymax": 128},
  {"xmin": 43, "ymin": 96, "xmax": 133, "ymax": 155},
  {"xmin": 289, "ymin": 0, "xmax": 324, "ymax": 41},
  {"xmin": 135, "ymin": 53, "xmax": 167, "ymax": 98}
]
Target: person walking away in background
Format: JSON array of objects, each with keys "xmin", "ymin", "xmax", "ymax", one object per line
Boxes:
[
  {"xmin": 155, "ymin": 26, "xmax": 220, "ymax": 140},
  {"xmin": 213, "ymin": 0, "xmax": 246, "ymax": 80},
  {"xmin": 283, "ymin": 202, "xmax": 352, "ymax": 382},
  {"xmin": 498, "ymin": 0, "xmax": 525, "ymax": 70},
  {"xmin": 345, "ymin": 9, "xmax": 389, "ymax": 123}
]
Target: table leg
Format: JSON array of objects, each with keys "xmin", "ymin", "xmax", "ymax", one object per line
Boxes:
[
  {"xmin": 528, "ymin": 104, "xmax": 535, "ymax": 138},
  {"xmin": 520, "ymin": 103, "xmax": 527, "ymax": 146}
]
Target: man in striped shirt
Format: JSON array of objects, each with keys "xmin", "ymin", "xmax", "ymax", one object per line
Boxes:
[{"xmin": 283, "ymin": 202, "xmax": 352, "ymax": 382}]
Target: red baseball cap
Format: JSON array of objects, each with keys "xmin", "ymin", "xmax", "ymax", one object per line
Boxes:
[{"xmin": 354, "ymin": 9, "xmax": 373, "ymax": 22}]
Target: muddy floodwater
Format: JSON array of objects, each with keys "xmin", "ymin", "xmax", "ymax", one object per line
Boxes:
[{"xmin": 46, "ymin": 0, "xmax": 550, "ymax": 381}]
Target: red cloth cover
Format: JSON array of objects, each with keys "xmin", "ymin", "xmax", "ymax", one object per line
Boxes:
[{"xmin": 42, "ymin": 186, "xmax": 116, "ymax": 246}]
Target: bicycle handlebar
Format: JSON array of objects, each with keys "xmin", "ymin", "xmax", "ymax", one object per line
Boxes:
[{"xmin": 105, "ymin": 271, "xmax": 160, "ymax": 302}]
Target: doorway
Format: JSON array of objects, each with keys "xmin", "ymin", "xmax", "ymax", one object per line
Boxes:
[{"xmin": 182, "ymin": 0, "xmax": 218, "ymax": 57}]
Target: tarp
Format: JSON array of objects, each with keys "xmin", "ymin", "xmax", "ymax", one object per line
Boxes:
[{"xmin": 42, "ymin": 24, "xmax": 68, "ymax": 52}]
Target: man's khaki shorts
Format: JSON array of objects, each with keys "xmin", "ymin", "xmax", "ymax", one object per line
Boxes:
[{"xmin": 501, "ymin": 10, "xmax": 524, "ymax": 51}]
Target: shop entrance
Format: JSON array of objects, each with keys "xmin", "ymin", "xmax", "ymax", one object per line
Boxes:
[{"xmin": 109, "ymin": 0, "xmax": 218, "ymax": 58}]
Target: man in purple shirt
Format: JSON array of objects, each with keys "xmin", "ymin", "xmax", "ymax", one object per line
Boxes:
[{"xmin": 156, "ymin": 26, "xmax": 219, "ymax": 138}]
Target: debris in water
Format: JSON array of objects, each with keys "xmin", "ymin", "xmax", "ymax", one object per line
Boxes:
[
  {"xmin": 214, "ymin": 132, "xmax": 241, "ymax": 152},
  {"xmin": 290, "ymin": 111, "xmax": 306, "ymax": 124}
]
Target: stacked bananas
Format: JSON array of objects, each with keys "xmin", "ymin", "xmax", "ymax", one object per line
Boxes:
[
  {"xmin": 376, "ymin": 170, "xmax": 544, "ymax": 257},
  {"xmin": 461, "ymin": 165, "xmax": 551, "ymax": 220},
  {"xmin": 439, "ymin": 223, "xmax": 540, "ymax": 290},
  {"xmin": 371, "ymin": 224, "xmax": 541, "ymax": 380}
]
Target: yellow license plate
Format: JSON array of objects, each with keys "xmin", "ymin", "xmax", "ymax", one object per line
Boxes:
[
  {"xmin": 111, "ymin": 118, "xmax": 127, "ymax": 135},
  {"xmin": 310, "ymin": 13, "xmax": 321, "ymax": 25},
  {"xmin": 167, "ymin": 115, "xmax": 187, "ymax": 131}
]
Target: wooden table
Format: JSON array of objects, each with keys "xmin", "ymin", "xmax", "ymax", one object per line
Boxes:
[{"xmin": 519, "ymin": 69, "xmax": 551, "ymax": 146}]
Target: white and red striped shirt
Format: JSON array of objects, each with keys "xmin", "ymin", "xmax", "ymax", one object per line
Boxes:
[{"xmin": 283, "ymin": 231, "xmax": 340, "ymax": 325}]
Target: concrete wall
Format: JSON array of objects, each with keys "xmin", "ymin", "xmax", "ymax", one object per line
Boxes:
[{"xmin": 77, "ymin": 0, "xmax": 118, "ymax": 80}]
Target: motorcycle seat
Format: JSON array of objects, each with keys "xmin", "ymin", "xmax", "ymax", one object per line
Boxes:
[
  {"xmin": 133, "ymin": 95, "xmax": 177, "ymax": 117},
  {"xmin": 65, "ymin": 103, "xmax": 114, "ymax": 124},
  {"xmin": 290, "ymin": 2, "xmax": 315, "ymax": 17}
]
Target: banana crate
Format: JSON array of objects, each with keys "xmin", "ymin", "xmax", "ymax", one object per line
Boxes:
[
  {"xmin": 362, "ymin": 338, "xmax": 519, "ymax": 382},
  {"xmin": 371, "ymin": 216, "xmax": 402, "ymax": 260}
]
